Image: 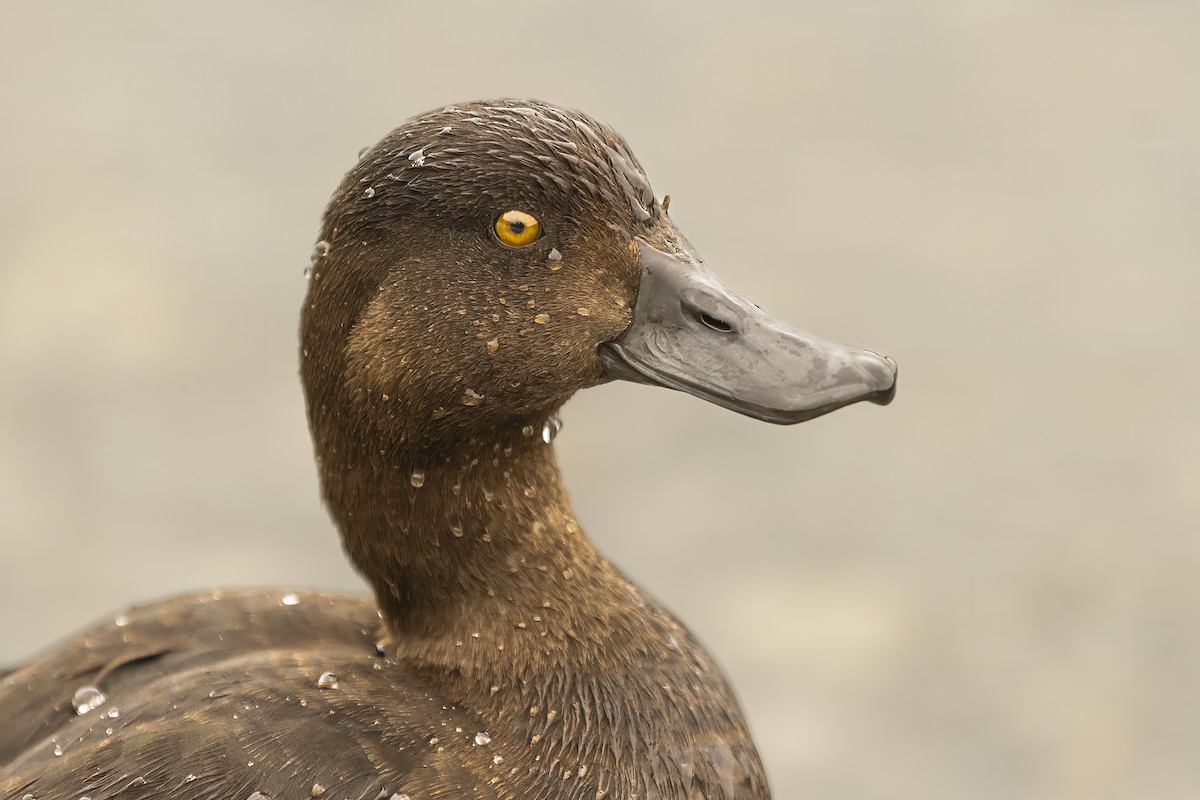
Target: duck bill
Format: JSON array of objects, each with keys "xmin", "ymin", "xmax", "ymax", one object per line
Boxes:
[{"xmin": 598, "ymin": 240, "xmax": 897, "ymax": 424}]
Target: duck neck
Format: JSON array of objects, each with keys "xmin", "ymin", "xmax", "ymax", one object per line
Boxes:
[{"xmin": 322, "ymin": 419, "xmax": 626, "ymax": 653}]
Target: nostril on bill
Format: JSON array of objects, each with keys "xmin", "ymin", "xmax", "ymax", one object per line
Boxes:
[{"xmin": 697, "ymin": 312, "xmax": 734, "ymax": 333}]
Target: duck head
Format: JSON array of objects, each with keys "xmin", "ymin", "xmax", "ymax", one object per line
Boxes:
[{"xmin": 302, "ymin": 99, "xmax": 895, "ymax": 459}]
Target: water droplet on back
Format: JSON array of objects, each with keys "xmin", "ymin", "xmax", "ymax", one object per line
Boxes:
[
  {"xmin": 281, "ymin": 593, "xmax": 299, "ymax": 606},
  {"xmin": 408, "ymin": 148, "xmax": 426, "ymax": 167},
  {"xmin": 474, "ymin": 731, "xmax": 492, "ymax": 745},
  {"xmin": 72, "ymin": 686, "xmax": 106, "ymax": 716},
  {"xmin": 316, "ymin": 672, "xmax": 339, "ymax": 689},
  {"xmin": 461, "ymin": 388, "xmax": 484, "ymax": 406},
  {"xmin": 410, "ymin": 470, "xmax": 426, "ymax": 488}
]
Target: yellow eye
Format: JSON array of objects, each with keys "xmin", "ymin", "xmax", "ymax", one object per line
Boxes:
[{"xmin": 495, "ymin": 210, "xmax": 541, "ymax": 247}]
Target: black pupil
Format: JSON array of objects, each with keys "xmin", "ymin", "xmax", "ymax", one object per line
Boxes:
[{"xmin": 508, "ymin": 220, "xmax": 526, "ymax": 234}]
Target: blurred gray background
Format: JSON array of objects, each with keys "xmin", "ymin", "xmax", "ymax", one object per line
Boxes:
[{"xmin": 1, "ymin": 2, "xmax": 1197, "ymax": 798}]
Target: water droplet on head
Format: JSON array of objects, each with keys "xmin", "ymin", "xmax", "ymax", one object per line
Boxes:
[
  {"xmin": 541, "ymin": 416, "xmax": 563, "ymax": 444},
  {"xmin": 53, "ymin": 743, "xmax": 63, "ymax": 757},
  {"xmin": 310, "ymin": 784, "xmax": 326, "ymax": 799},
  {"xmin": 474, "ymin": 731, "xmax": 492, "ymax": 746},
  {"xmin": 408, "ymin": 148, "xmax": 426, "ymax": 167},
  {"xmin": 533, "ymin": 313, "xmax": 550, "ymax": 324},
  {"xmin": 409, "ymin": 470, "xmax": 426, "ymax": 488},
  {"xmin": 547, "ymin": 247, "xmax": 562, "ymax": 262},
  {"xmin": 311, "ymin": 240, "xmax": 331, "ymax": 263},
  {"xmin": 363, "ymin": 186, "xmax": 375, "ymax": 198},
  {"xmin": 316, "ymin": 672, "xmax": 339, "ymax": 689},
  {"xmin": 281, "ymin": 593, "xmax": 299, "ymax": 606},
  {"xmin": 486, "ymin": 338, "xmax": 499, "ymax": 355},
  {"xmin": 449, "ymin": 523, "xmax": 464, "ymax": 538},
  {"xmin": 72, "ymin": 686, "xmax": 106, "ymax": 716},
  {"xmin": 114, "ymin": 614, "xmax": 129, "ymax": 627},
  {"xmin": 461, "ymin": 388, "xmax": 484, "ymax": 407}
]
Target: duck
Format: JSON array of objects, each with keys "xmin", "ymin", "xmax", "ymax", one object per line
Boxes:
[{"xmin": 0, "ymin": 99, "xmax": 896, "ymax": 800}]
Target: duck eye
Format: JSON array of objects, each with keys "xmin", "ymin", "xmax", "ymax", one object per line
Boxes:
[{"xmin": 495, "ymin": 210, "xmax": 541, "ymax": 247}]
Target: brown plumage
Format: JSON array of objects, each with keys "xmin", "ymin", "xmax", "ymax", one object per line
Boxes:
[{"xmin": 1, "ymin": 100, "xmax": 896, "ymax": 799}]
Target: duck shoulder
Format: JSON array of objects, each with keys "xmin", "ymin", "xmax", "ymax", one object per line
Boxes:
[{"xmin": 0, "ymin": 591, "xmax": 507, "ymax": 800}]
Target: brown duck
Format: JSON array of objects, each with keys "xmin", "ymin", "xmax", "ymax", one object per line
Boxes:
[{"xmin": 0, "ymin": 100, "xmax": 896, "ymax": 800}]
